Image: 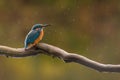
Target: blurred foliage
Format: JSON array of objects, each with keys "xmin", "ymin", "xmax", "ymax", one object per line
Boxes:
[{"xmin": 0, "ymin": 0, "xmax": 120, "ymax": 80}]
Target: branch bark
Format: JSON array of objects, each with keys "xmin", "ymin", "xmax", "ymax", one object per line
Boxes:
[{"xmin": 0, "ymin": 43, "xmax": 120, "ymax": 73}]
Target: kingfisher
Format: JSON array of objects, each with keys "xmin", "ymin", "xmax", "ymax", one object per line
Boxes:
[{"xmin": 24, "ymin": 24, "xmax": 50, "ymax": 50}]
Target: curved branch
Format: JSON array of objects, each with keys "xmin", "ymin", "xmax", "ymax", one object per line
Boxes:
[{"xmin": 0, "ymin": 43, "xmax": 120, "ymax": 73}]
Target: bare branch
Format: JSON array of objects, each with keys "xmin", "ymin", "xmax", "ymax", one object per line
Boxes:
[{"xmin": 0, "ymin": 43, "xmax": 120, "ymax": 73}]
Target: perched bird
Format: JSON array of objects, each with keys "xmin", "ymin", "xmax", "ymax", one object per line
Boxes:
[{"xmin": 24, "ymin": 24, "xmax": 50, "ymax": 50}]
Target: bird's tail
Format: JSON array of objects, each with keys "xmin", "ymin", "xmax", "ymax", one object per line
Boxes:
[{"xmin": 25, "ymin": 44, "xmax": 34, "ymax": 50}]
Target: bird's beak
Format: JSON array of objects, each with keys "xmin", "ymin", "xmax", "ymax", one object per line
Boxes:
[{"xmin": 42, "ymin": 24, "xmax": 51, "ymax": 27}]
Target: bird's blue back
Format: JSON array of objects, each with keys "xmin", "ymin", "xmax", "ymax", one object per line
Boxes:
[{"xmin": 24, "ymin": 30, "xmax": 40, "ymax": 48}]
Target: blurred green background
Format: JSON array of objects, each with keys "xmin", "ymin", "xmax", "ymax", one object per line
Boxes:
[{"xmin": 0, "ymin": 0, "xmax": 120, "ymax": 80}]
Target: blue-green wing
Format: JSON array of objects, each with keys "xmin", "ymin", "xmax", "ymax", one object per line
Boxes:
[{"xmin": 24, "ymin": 30, "xmax": 40, "ymax": 48}]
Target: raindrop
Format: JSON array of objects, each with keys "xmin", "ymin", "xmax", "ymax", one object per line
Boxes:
[
  {"xmin": 67, "ymin": 8, "xmax": 71, "ymax": 11},
  {"xmin": 59, "ymin": 32, "xmax": 63, "ymax": 35},
  {"xmin": 86, "ymin": 48, "xmax": 89, "ymax": 51},
  {"xmin": 72, "ymin": 18, "xmax": 76, "ymax": 22}
]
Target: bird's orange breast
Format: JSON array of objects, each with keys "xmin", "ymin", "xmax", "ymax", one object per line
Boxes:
[{"xmin": 34, "ymin": 30, "xmax": 44, "ymax": 45}]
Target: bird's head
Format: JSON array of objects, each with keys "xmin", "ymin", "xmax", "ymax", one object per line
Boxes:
[{"xmin": 32, "ymin": 24, "xmax": 50, "ymax": 30}]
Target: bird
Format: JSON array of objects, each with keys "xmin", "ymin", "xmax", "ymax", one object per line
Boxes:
[{"xmin": 24, "ymin": 24, "xmax": 50, "ymax": 50}]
